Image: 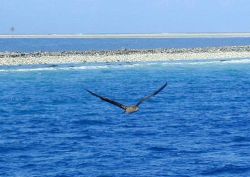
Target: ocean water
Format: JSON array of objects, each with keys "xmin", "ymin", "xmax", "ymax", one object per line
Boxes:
[
  {"xmin": 0, "ymin": 60, "xmax": 250, "ymax": 176},
  {"xmin": 1, "ymin": 37, "xmax": 250, "ymax": 52}
]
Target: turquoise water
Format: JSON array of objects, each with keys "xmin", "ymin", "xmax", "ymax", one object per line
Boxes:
[
  {"xmin": 0, "ymin": 60, "xmax": 250, "ymax": 176},
  {"xmin": 1, "ymin": 37, "xmax": 250, "ymax": 52}
]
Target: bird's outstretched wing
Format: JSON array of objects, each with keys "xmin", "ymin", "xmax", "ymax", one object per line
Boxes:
[
  {"xmin": 136, "ymin": 82, "xmax": 167, "ymax": 106},
  {"xmin": 85, "ymin": 89, "xmax": 127, "ymax": 110}
]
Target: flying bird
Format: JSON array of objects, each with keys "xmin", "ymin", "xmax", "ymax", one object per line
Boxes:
[{"xmin": 85, "ymin": 82, "xmax": 167, "ymax": 114}]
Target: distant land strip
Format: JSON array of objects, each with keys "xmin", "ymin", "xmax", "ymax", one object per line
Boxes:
[
  {"xmin": 1, "ymin": 46, "xmax": 250, "ymax": 66},
  {"xmin": 1, "ymin": 33, "xmax": 250, "ymax": 38}
]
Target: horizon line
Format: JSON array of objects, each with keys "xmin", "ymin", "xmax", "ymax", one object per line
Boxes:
[{"xmin": 1, "ymin": 33, "xmax": 250, "ymax": 39}]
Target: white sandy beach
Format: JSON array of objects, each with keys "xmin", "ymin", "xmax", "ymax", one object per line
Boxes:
[{"xmin": 1, "ymin": 46, "xmax": 250, "ymax": 66}]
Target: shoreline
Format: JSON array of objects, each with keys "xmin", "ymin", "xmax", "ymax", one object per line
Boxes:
[
  {"xmin": 1, "ymin": 33, "xmax": 250, "ymax": 39},
  {"xmin": 1, "ymin": 46, "xmax": 250, "ymax": 66}
]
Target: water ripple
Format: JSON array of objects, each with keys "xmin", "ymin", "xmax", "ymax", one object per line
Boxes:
[{"xmin": 201, "ymin": 164, "xmax": 250, "ymax": 175}]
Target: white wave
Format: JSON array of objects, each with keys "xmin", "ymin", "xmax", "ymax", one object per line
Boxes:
[
  {"xmin": 0, "ymin": 67, "xmax": 57, "ymax": 72},
  {"xmin": 220, "ymin": 58, "xmax": 250, "ymax": 64},
  {"xmin": 0, "ymin": 64, "xmax": 130, "ymax": 72},
  {"xmin": 0, "ymin": 58, "xmax": 249, "ymax": 73},
  {"xmin": 160, "ymin": 58, "xmax": 250, "ymax": 65}
]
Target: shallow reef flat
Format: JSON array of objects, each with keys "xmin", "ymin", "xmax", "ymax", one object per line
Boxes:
[{"xmin": 1, "ymin": 46, "xmax": 250, "ymax": 66}]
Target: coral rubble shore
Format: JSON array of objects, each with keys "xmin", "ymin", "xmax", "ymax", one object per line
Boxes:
[{"xmin": 1, "ymin": 46, "xmax": 250, "ymax": 66}]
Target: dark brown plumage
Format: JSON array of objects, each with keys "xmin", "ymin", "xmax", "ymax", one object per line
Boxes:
[{"xmin": 86, "ymin": 82, "xmax": 167, "ymax": 114}]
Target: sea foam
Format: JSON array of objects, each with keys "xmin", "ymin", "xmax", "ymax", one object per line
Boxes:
[{"xmin": 0, "ymin": 58, "xmax": 250, "ymax": 73}]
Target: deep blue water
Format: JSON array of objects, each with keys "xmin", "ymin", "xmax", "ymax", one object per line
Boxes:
[
  {"xmin": 0, "ymin": 60, "xmax": 250, "ymax": 176},
  {"xmin": 1, "ymin": 37, "xmax": 250, "ymax": 52}
]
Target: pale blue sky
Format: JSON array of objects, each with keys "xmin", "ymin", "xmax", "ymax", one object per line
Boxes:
[{"xmin": 1, "ymin": 0, "xmax": 249, "ymax": 34}]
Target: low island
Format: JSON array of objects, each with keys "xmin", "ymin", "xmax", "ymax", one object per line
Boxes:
[{"xmin": 1, "ymin": 46, "xmax": 250, "ymax": 66}]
